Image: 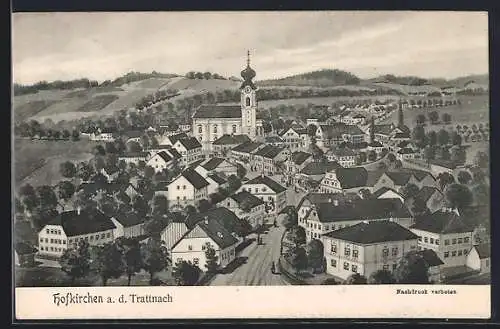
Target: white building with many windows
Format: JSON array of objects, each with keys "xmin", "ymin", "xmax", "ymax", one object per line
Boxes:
[
  {"xmin": 238, "ymin": 175, "xmax": 287, "ymax": 216},
  {"xmin": 322, "ymin": 220, "xmax": 419, "ymax": 281}
]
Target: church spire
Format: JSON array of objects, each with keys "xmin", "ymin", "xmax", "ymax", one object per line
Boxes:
[
  {"xmin": 240, "ymin": 50, "xmax": 256, "ymax": 90},
  {"xmin": 247, "ymin": 49, "xmax": 251, "ymax": 67}
]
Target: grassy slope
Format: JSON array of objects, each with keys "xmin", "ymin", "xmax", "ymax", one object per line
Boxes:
[{"xmin": 14, "ymin": 138, "xmax": 96, "ymax": 187}]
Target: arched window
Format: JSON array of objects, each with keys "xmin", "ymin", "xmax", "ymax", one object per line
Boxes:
[
  {"xmin": 198, "ymin": 125, "xmax": 202, "ymax": 133},
  {"xmin": 213, "ymin": 125, "xmax": 218, "ymax": 133},
  {"xmin": 246, "ymin": 97, "xmax": 251, "ymax": 107}
]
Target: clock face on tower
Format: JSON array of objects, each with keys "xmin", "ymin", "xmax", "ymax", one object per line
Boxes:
[{"xmin": 244, "ymin": 86, "xmax": 252, "ymax": 94}]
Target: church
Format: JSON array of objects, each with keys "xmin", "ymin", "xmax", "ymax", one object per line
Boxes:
[{"xmin": 192, "ymin": 51, "xmax": 264, "ymax": 151}]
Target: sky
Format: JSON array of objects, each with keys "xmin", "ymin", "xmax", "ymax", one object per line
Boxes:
[{"xmin": 12, "ymin": 11, "xmax": 489, "ymax": 85}]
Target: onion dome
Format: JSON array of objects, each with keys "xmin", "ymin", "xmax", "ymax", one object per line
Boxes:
[{"xmin": 240, "ymin": 50, "xmax": 257, "ymax": 90}]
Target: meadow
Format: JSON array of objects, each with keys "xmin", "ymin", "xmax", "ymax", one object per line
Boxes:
[{"xmin": 14, "ymin": 138, "xmax": 96, "ymax": 187}]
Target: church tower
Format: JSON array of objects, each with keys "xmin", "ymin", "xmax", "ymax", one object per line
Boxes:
[{"xmin": 240, "ymin": 50, "xmax": 257, "ymax": 139}]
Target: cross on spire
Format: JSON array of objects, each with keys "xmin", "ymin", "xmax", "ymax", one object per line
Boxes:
[{"xmin": 247, "ymin": 50, "xmax": 251, "ymax": 66}]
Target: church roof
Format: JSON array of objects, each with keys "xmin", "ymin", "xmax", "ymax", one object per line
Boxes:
[{"xmin": 193, "ymin": 105, "xmax": 242, "ymax": 119}]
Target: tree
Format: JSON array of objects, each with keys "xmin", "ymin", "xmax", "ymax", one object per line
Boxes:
[
  {"xmin": 185, "ymin": 205, "xmax": 197, "ymax": 216},
  {"xmin": 450, "ymin": 146, "xmax": 466, "ymax": 164},
  {"xmin": 144, "ymin": 166, "xmax": 155, "ymax": 180},
  {"xmin": 427, "ymin": 131, "xmax": 437, "ymax": 146},
  {"xmin": 412, "ymin": 125, "xmax": 426, "ymax": 146},
  {"xmin": 437, "ymin": 129, "xmax": 450, "ymax": 145},
  {"xmin": 306, "ymin": 124, "xmax": 317, "ymax": 137},
  {"xmin": 92, "ymin": 242, "xmax": 125, "ymax": 286},
  {"xmin": 359, "ymin": 188, "xmax": 372, "ymax": 199},
  {"xmin": 36, "ymin": 185, "xmax": 58, "ymax": 211},
  {"xmin": 306, "ymin": 239, "xmax": 324, "ymax": 273},
  {"xmin": 411, "ymin": 197, "xmax": 429, "ymax": 216},
  {"xmin": 437, "ymin": 172, "xmax": 455, "ymax": 190},
  {"xmin": 283, "ymin": 207, "xmax": 298, "ymax": 230},
  {"xmin": 71, "ymin": 130, "xmax": 80, "ymax": 141},
  {"xmin": 227, "ymin": 175, "xmax": 242, "ymax": 192},
  {"xmin": 472, "ymin": 169, "xmax": 486, "ymax": 184},
  {"xmin": 393, "ymin": 160, "xmax": 403, "ymax": 170},
  {"xmin": 442, "ymin": 113, "xmax": 452, "ymax": 124},
  {"xmin": 290, "ymin": 225, "xmax": 306, "ymax": 246},
  {"xmin": 151, "ymin": 194, "xmax": 169, "ymax": 217},
  {"xmin": 58, "ymin": 181, "xmax": 76, "ymax": 201},
  {"xmin": 62, "ymin": 129, "xmax": 71, "ymax": 140},
  {"xmin": 236, "ymin": 164, "xmax": 247, "ymax": 179},
  {"xmin": 437, "ymin": 146, "xmax": 451, "ymax": 161},
  {"xmin": 369, "ymin": 116, "xmax": 376, "ymax": 143},
  {"xmin": 428, "ymin": 111, "xmax": 439, "ymax": 124},
  {"xmin": 457, "ymin": 171, "xmax": 472, "ymax": 185},
  {"xmin": 173, "ymin": 260, "xmax": 201, "ymax": 286},
  {"xmin": 368, "ymin": 270, "xmax": 396, "ymax": 284},
  {"xmin": 93, "ymin": 144, "xmax": 106, "ymax": 156},
  {"xmin": 394, "ymin": 250, "xmax": 429, "ymax": 284},
  {"xmin": 416, "ymin": 114, "xmax": 426, "ymax": 125},
  {"xmin": 60, "ymin": 161, "xmax": 76, "ymax": 179},
  {"xmin": 346, "ymin": 273, "xmax": 367, "ymax": 284},
  {"xmin": 474, "ymin": 151, "xmax": 489, "ymax": 169},
  {"xmin": 310, "ymin": 143, "xmax": 324, "ymax": 162},
  {"xmin": 132, "ymin": 195, "xmax": 149, "ymax": 218},
  {"xmin": 367, "ymin": 150, "xmax": 377, "ymax": 162},
  {"xmin": 197, "ymin": 199, "xmax": 212, "ymax": 213},
  {"xmin": 59, "ymin": 240, "xmax": 91, "ymax": 285},
  {"xmin": 122, "ymin": 238, "xmax": 143, "ymax": 286},
  {"xmin": 400, "ymin": 183, "xmax": 420, "ymax": 199},
  {"xmin": 204, "ymin": 243, "xmax": 219, "ymax": 274},
  {"xmin": 289, "ymin": 246, "xmax": 308, "ymax": 273},
  {"xmin": 387, "ymin": 153, "xmax": 396, "ymax": 163},
  {"xmin": 127, "ymin": 141, "xmax": 142, "ymax": 153},
  {"xmin": 77, "ymin": 161, "xmax": 95, "ymax": 182},
  {"xmin": 15, "ymin": 197, "xmax": 25, "ymax": 215},
  {"xmin": 444, "ymin": 183, "xmax": 473, "ymax": 211},
  {"xmin": 19, "ymin": 183, "xmax": 39, "ymax": 213},
  {"xmin": 451, "ymin": 131, "xmax": 462, "ymax": 146},
  {"xmin": 472, "ymin": 183, "xmax": 490, "ymax": 206},
  {"xmin": 140, "ymin": 238, "xmax": 170, "ymax": 285},
  {"xmin": 423, "ymin": 146, "xmax": 436, "ymax": 162}
]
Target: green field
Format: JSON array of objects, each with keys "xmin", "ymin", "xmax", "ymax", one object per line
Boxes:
[
  {"xmin": 76, "ymin": 94, "xmax": 120, "ymax": 112},
  {"xmin": 14, "ymin": 138, "xmax": 96, "ymax": 187}
]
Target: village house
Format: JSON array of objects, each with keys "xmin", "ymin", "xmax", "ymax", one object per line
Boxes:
[
  {"xmin": 406, "ymin": 186, "xmax": 445, "ymax": 215},
  {"xmin": 372, "ymin": 169, "xmax": 437, "ymax": 193},
  {"xmin": 285, "ymin": 151, "xmax": 313, "ymax": 177},
  {"xmin": 87, "ymin": 128, "xmax": 118, "ymax": 142},
  {"xmin": 409, "ymin": 210, "xmax": 474, "ymax": 269},
  {"xmin": 38, "ymin": 208, "xmax": 116, "ymax": 258},
  {"xmin": 159, "ymin": 132, "xmax": 189, "ymax": 147},
  {"xmin": 326, "ymin": 147, "xmax": 356, "ymax": 168},
  {"xmin": 212, "ymin": 134, "xmax": 251, "ymax": 157},
  {"xmin": 230, "ymin": 141, "xmax": 264, "ymax": 164},
  {"xmin": 238, "ymin": 175, "xmax": 287, "ymax": 216},
  {"xmin": 372, "ymin": 187, "xmax": 405, "ymax": 203},
  {"xmin": 196, "ymin": 157, "xmax": 238, "ymax": 178},
  {"xmin": 397, "ymin": 147, "xmax": 418, "ymax": 160},
  {"xmin": 159, "ymin": 214, "xmax": 190, "ymax": 252},
  {"xmin": 110, "ymin": 211, "xmax": 147, "ymax": 239},
  {"xmin": 297, "ymin": 161, "xmax": 342, "ymax": 191},
  {"xmin": 172, "ymin": 137, "xmax": 203, "ymax": 167},
  {"xmin": 297, "ymin": 192, "xmax": 361, "ymax": 224},
  {"xmin": 118, "ymin": 151, "xmax": 149, "ymax": 166},
  {"xmin": 319, "ymin": 167, "xmax": 372, "ymax": 194},
  {"xmin": 415, "ymin": 249, "xmax": 445, "ymax": 283},
  {"xmin": 146, "ymin": 151, "xmax": 174, "ymax": 173},
  {"xmin": 171, "ymin": 217, "xmax": 238, "ymax": 270},
  {"xmin": 166, "ymin": 168, "xmax": 210, "ymax": 211},
  {"xmin": 264, "ymin": 135, "xmax": 286, "ymax": 148},
  {"xmin": 466, "ymin": 243, "xmax": 491, "ymax": 274},
  {"xmin": 301, "ymin": 198, "xmax": 413, "ymax": 242},
  {"xmin": 278, "ymin": 126, "xmax": 308, "ymax": 150},
  {"xmin": 217, "ymin": 190, "xmax": 266, "ymax": 229},
  {"xmin": 367, "ymin": 141, "xmax": 385, "ymax": 155},
  {"xmin": 251, "ymin": 145, "xmax": 291, "ymax": 175},
  {"xmin": 322, "ymin": 220, "xmax": 419, "ymax": 281},
  {"xmin": 315, "ymin": 123, "xmax": 366, "ymax": 149},
  {"xmin": 122, "ymin": 130, "xmax": 144, "ymax": 145},
  {"xmin": 100, "ymin": 167, "xmax": 120, "ymax": 183},
  {"xmin": 14, "ymin": 242, "xmax": 38, "ymax": 267}
]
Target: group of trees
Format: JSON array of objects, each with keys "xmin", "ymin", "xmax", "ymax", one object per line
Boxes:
[
  {"xmin": 14, "ymin": 79, "xmax": 100, "ymax": 96},
  {"xmin": 415, "ymin": 111, "xmax": 452, "ymax": 126},
  {"xmin": 411, "ymin": 126, "xmax": 466, "ymax": 164},
  {"xmin": 185, "ymin": 71, "xmax": 227, "ymax": 80},
  {"xmin": 134, "ymin": 89, "xmax": 179, "ymax": 111},
  {"xmin": 14, "ymin": 120, "xmax": 80, "ymax": 140}
]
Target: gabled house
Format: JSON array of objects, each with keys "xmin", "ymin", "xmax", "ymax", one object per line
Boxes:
[
  {"xmin": 172, "ymin": 137, "xmax": 203, "ymax": 167},
  {"xmin": 118, "ymin": 152, "xmax": 149, "ymax": 166},
  {"xmin": 38, "ymin": 208, "xmax": 116, "ymax": 258},
  {"xmin": 252, "ymin": 145, "xmax": 290, "ymax": 175},
  {"xmin": 122, "ymin": 130, "xmax": 144, "ymax": 145},
  {"xmin": 230, "ymin": 141, "xmax": 264, "ymax": 164},
  {"xmin": 278, "ymin": 126, "xmax": 308, "ymax": 150},
  {"xmin": 196, "ymin": 157, "xmax": 237, "ymax": 178},
  {"xmin": 14, "ymin": 242, "xmax": 38, "ymax": 267},
  {"xmin": 285, "ymin": 151, "xmax": 313, "ymax": 177},
  {"xmin": 397, "ymin": 147, "xmax": 418, "ymax": 160},
  {"xmin": 217, "ymin": 191, "xmax": 266, "ymax": 229},
  {"xmin": 303, "ymin": 198, "xmax": 413, "ymax": 242},
  {"xmin": 409, "ymin": 186, "xmax": 444, "ymax": 214},
  {"xmin": 297, "ymin": 161, "xmax": 342, "ymax": 191},
  {"xmin": 167, "ymin": 168, "xmax": 210, "ymax": 211},
  {"xmin": 315, "ymin": 123, "xmax": 365, "ymax": 149},
  {"xmin": 264, "ymin": 135, "xmax": 285, "ymax": 147},
  {"xmin": 212, "ymin": 134, "xmax": 251, "ymax": 156},
  {"xmin": 373, "ymin": 187, "xmax": 405, "ymax": 203},
  {"xmin": 100, "ymin": 167, "xmax": 120, "ymax": 183},
  {"xmin": 147, "ymin": 151, "xmax": 174, "ymax": 173},
  {"xmin": 466, "ymin": 243, "xmax": 490, "ymax": 274},
  {"xmin": 322, "ymin": 220, "xmax": 419, "ymax": 281},
  {"xmin": 238, "ymin": 175, "xmax": 287, "ymax": 216},
  {"xmin": 326, "ymin": 147, "xmax": 356, "ymax": 168},
  {"xmin": 159, "ymin": 132, "xmax": 189, "ymax": 147},
  {"xmin": 320, "ymin": 167, "xmax": 369, "ymax": 194},
  {"xmin": 416, "ymin": 249, "xmax": 445, "ymax": 283},
  {"xmin": 110, "ymin": 211, "xmax": 147, "ymax": 239},
  {"xmin": 159, "ymin": 213, "xmax": 190, "ymax": 251}
]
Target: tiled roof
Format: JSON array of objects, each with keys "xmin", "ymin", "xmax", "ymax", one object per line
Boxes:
[
  {"xmin": 300, "ymin": 161, "xmax": 341, "ymax": 176},
  {"xmin": 323, "ymin": 220, "xmax": 418, "ymax": 244},
  {"xmin": 231, "ymin": 141, "xmax": 263, "ymax": 153},
  {"xmin": 197, "ymin": 219, "xmax": 239, "ymax": 249},
  {"xmin": 368, "ymin": 141, "xmax": 383, "ymax": 147},
  {"xmin": 230, "ymin": 190, "xmax": 265, "ymax": 209},
  {"xmin": 181, "ymin": 168, "xmax": 210, "ymax": 189},
  {"xmin": 186, "ymin": 207, "xmax": 251, "ymax": 237},
  {"xmin": 112, "ymin": 211, "xmax": 145, "ymax": 227},
  {"xmin": 208, "ymin": 173, "xmax": 227, "ymax": 185},
  {"xmin": 366, "ymin": 170, "xmax": 386, "ymax": 187},
  {"xmin": 48, "ymin": 209, "xmax": 116, "ymax": 237},
  {"xmin": 177, "ymin": 137, "xmax": 202, "ymax": 150},
  {"xmin": 372, "ymin": 187, "xmax": 400, "ymax": 199},
  {"xmin": 397, "ymin": 147, "xmax": 416, "ymax": 154},
  {"xmin": 264, "ymin": 136, "xmax": 284, "ymax": 143},
  {"xmin": 399, "ymin": 168, "xmax": 433, "ymax": 181},
  {"xmin": 415, "ymin": 186, "xmax": 441, "ymax": 203},
  {"xmin": 119, "ymin": 152, "xmax": 149, "ymax": 158},
  {"xmin": 202, "ymin": 157, "xmax": 226, "ymax": 170},
  {"xmin": 410, "ymin": 210, "xmax": 473, "ymax": 234},
  {"xmin": 336, "ymin": 167, "xmax": 369, "ymax": 189},
  {"xmin": 193, "ymin": 105, "xmax": 242, "ymax": 119},
  {"xmin": 257, "ymin": 145, "xmax": 286, "ymax": 159},
  {"xmin": 155, "ymin": 151, "xmax": 173, "ymax": 163},
  {"xmin": 373, "ymin": 124, "xmax": 394, "ymax": 135},
  {"xmin": 244, "ymin": 175, "xmax": 286, "ymax": 193},
  {"xmin": 316, "ymin": 198, "xmax": 411, "ymax": 223},
  {"xmin": 416, "ymin": 249, "xmax": 445, "ymax": 267},
  {"xmin": 212, "ymin": 134, "xmax": 251, "ymax": 145},
  {"xmin": 168, "ymin": 132, "xmax": 189, "ymax": 145},
  {"xmin": 384, "ymin": 171, "xmax": 413, "ymax": 186},
  {"xmin": 330, "ymin": 147, "xmax": 356, "ymax": 157},
  {"xmin": 474, "ymin": 243, "xmax": 490, "ymax": 259},
  {"xmin": 291, "ymin": 151, "xmax": 312, "ymax": 165},
  {"xmin": 296, "ymin": 192, "xmax": 360, "ymax": 210},
  {"xmin": 122, "ymin": 130, "xmax": 144, "ymax": 139}
]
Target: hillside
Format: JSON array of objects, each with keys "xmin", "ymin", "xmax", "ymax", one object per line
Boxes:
[
  {"xmin": 257, "ymin": 69, "xmax": 361, "ymax": 87},
  {"xmin": 368, "ymin": 73, "xmax": 489, "ymax": 89}
]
